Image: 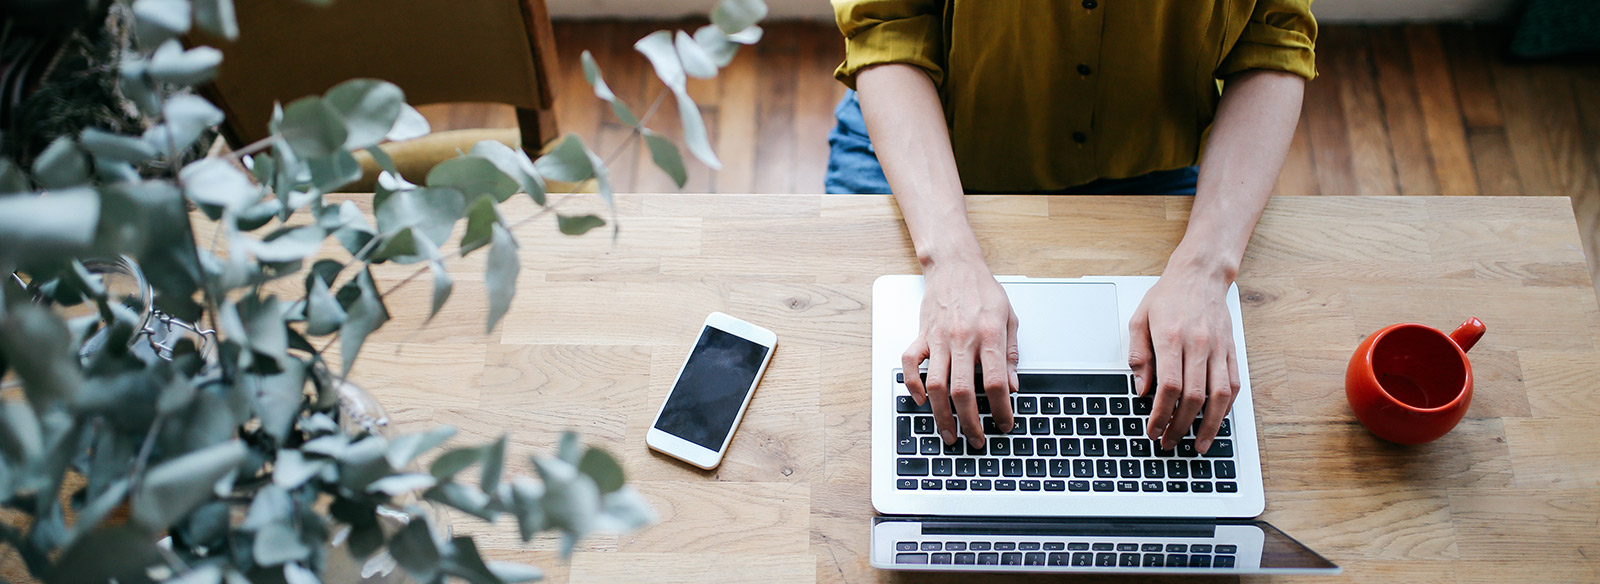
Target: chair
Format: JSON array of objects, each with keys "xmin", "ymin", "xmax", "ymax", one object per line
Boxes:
[{"xmin": 197, "ymin": 0, "xmax": 560, "ymax": 189}]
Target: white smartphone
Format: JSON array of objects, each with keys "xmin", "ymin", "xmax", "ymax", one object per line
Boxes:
[{"xmin": 646, "ymin": 312, "xmax": 777, "ymax": 469}]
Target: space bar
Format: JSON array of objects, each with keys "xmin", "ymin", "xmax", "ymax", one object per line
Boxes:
[{"xmin": 898, "ymin": 372, "xmax": 1129, "ymax": 394}]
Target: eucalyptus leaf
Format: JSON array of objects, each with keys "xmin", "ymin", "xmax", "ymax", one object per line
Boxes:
[
  {"xmin": 675, "ymin": 30, "xmax": 718, "ymax": 79},
  {"xmin": 252, "ymin": 357, "xmax": 307, "ymax": 443},
  {"xmin": 642, "ymin": 128, "xmax": 688, "ymax": 187},
  {"xmin": 32, "ymin": 136, "xmax": 90, "ymax": 189},
  {"xmin": 167, "ymin": 564, "xmax": 225, "ymax": 584},
  {"xmin": 441, "ymin": 537, "xmax": 500, "ymax": 584},
  {"xmin": 131, "ymin": 0, "xmax": 192, "ymax": 44},
  {"xmin": 307, "ymin": 148, "xmax": 362, "ymax": 193},
  {"xmin": 304, "ymin": 276, "xmax": 346, "ymax": 336},
  {"xmin": 531, "ymin": 135, "xmax": 594, "ymax": 183},
  {"xmin": 251, "ymin": 225, "xmax": 325, "ymax": 263},
  {"xmin": 388, "ymin": 517, "xmax": 441, "ymax": 583},
  {"xmin": 485, "ymin": 223, "xmax": 519, "ymax": 334},
  {"xmin": 279, "ymin": 96, "xmax": 349, "ymax": 159},
  {"xmin": 425, "ymin": 482, "xmax": 495, "ymax": 522},
  {"xmin": 711, "ymin": 0, "xmax": 768, "ymax": 34},
  {"xmin": 509, "ymin": 476, "xmax": 546, "ymax": 539},
  {"xmin": 374, "ymin": 187, "xmax": 465, "ymax": 249},
  {"xmin": 429, "ymin": 446, "xmax": 483, "ymax": 481},
  {"xmin": 242, "ymin": 485, "xmax": 293, "ymax": 531},
  {"xmin": 335, "ymin": 435, "xmax": 393, "ymax": 490},
  {"xmin": 729, "ymin": 24, "xmax": 764, "ymax": 44},
  {"xmin": 0, "ymin": 399, "xmax": 43, "ymax": 463},
  {"xmin": 691, "ymin": 25, "xmax": 739, "ymax": 69},
  {"xmin": 273, "ymin": 449, "xmax": 329, "ymax": 489},
  {"xmin": 145, "ymin": 94, "xmax": 225, "ymax": 156},
  {"xmin": 534, "ymin": 458, "xmax": 599, "ymax": 548},
  {"xmin": 0, "ymin": 188, "xmax": 99, "ymax": 270},
  {"xmin": 385, "ymin": 425, "xmax": 456, "ymax": 468},
  {"xmin": 386, "ymin": 104, "xmax": 432, "ymax": 142},
  {"xmin": 595, "ymin": 486, "xmax": 658, "ymax": 532},
  {"xmin": 0, "ymin": 304, "xmax": 84, "ymax": 409},
  {"xmin": 459, "ymin": 194, "xmax": 500, "ymax": 256},
  {"xmin": 254, "ymin": 522, "xmax": 311, "ymax": 566},
  {"xmin": 0, "ymin": 157, "xmax": 28, "ymax": 193},
  {"xmin": 366, "ymin": 473, "xmax": 438, "ymax": 496},
  {"xmin": 80, "ymin": 127, "xmax": 158, "ymax": 163},
  {"xmin": 47, "ymin": 525, "xmax": 164, "ymax": 584},
  {"xmin": 147, "ymin": 39, "xmax": 223, "ymax": 86},
  {"xmin": 580, "ymin": 50, "xmax": 638, "ymax": 126},
  {"xmin": 180, "ymin": 157, "xmax": 262, "ymax": 211},
  {"xmin": 469, "ymin": 140, "xmax": 542, "ymax": 196},
  {"xmin": 284, "ymin": 563, "xmax": 321, "ymax": 584},
  {"xmin": 578, "ymin": 448, "xmax": 625, "ymax": 494},
  {"xmin": 635, "ymin": 30, "xmax": 686, "ymax": 91},
  {"xmin": 487, "ymin": 561, "xmax": 543, "ymax": 583},
  {"xmin": 194, "ymin": 0, "xmax": 239, "ymax": 40},
  {"xmin": 428, "ymin": 261, "xmax": 452, "ymax": 322},
  {"xmin": 427, "ymin": 155, "xmax": 519, "ymax": 202},
  {"xmin": 557, "ymin": 431, "xmax": 582, "ymax": 465},
  {"xmin": 336, "ymin": 268, "xmax": 389, "ymax": 375},
  {"xmin": 556, "ymin": 214, "xmax": 606, "ymax": 236},
  {"xmin": 480, "ymin": 436, "xmax": 507, "ymax": 493},
  {"xmin": 130, "ymin": 440, "xmax": 247, "ymax": 532},
  {"xmin": 674, "ymin": 87, "xmax": 722, "ymax": 169},
  {"xmin": 325, "ymin": 79, "xmax": 406, "ymax": 150}
]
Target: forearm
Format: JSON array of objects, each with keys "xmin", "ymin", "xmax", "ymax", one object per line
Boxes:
[
  {"xmin": 1171, "ymin": 69, "xmax": 1306, "ymax": 280},
  {"xmin": 855, "ymin": 64, "xmax": 981, "ymax": 269}
]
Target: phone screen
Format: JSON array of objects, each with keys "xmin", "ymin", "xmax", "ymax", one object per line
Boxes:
[{"xmin": 653, "ymin": 326, "xmax": 770, "ymax": 450}]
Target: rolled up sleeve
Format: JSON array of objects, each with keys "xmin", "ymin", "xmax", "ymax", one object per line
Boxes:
[
  {"xmin": 1216, "ymin": 0, "xmax": 1318, "ymax": 80},
  {"xmin": 832, "ymin": 0, "xmax": 945, "ymax": 89}
]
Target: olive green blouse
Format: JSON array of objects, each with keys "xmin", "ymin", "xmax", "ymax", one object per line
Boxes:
[{"xmin": 833, "ymin": 0, "xmax": 1318, "ymax": 192}]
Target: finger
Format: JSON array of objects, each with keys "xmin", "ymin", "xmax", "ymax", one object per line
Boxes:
[
  {"xmin": 925, "ymin": 343, "xmax": 957, "ymax": 445},
  {"xmin": 946, "ymin": 346, "xmax": 980, "ymax": 446},
  {"xmin": 1128, "ymin": 305, "xmax": 1155, "ymax": 397},
  {"xmin": 1007, "ymin": 309, "xmax": 1021, "ymax": 395},
  {"xmin": 1195, "ymin": 345, "xmax": 1234, "ymax": 454},
  {"xmin": 901, "ymin": 336, "xmax": 930, "ymax": 405},
  {"xmin": 1145, "ymin": 330, "xmax": 1184, "ymax": 447},
  {"xmin": 977, "ymin": 329, "xmax": 1009, "ymax": 448},
  {"xmin": 1226, "ymin": 340, "xmax": 1242, "ymax": 402},
  {"xmin": 1164, "ymin": 339, "xmax": 1211, "ymax": 450}
]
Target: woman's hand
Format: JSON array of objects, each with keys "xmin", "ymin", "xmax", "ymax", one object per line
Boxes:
[
  {"xmin": 1128, "ymin": 262, "xmax": 1241, "ymax": 455},
  {"xmin": 902, "ymin": 256, "xmax": 1020, "ymax": 449}
]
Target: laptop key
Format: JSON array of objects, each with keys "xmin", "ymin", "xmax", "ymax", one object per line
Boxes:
[
  {"xmin": 955, "ymin": 552, "xmax": 977, "ymax": 564},
  {"xmin": 1121, "ymin": 460, "xmax": 1142, "ymax": 478},
  {"xmin": 970, "ymin": 479, "xmax": 992, "ymax": 490},
  {"xmin": 1095, "ymin": 552, "xmax": 1116, "ymax": 567},
  {"xmin": 921, "ymin": 479, "xmax": 942, "ymax": 490},
  {"xmin": 897, "ymin": 478, "xmax": 918, "ymax": 490},
  {"xmin": 1218, "ymin": 481, "xmax": 1238, "ymax": 493},
  {"xmin": 896, "ymin": 553, "xmax": 929, "ymax": 564},
  {"xmin": 1045, "ymin": 542, "xmax": 1066, "ymax": 551},
  {"xmin": 1142, "ymin": 543, "xmax": 1164, "ymax": 552},
  {"xmin": 1177, "ymin": 439, "xmax": 1199, "ymax": 457},
  {"xmin": 1053, "ymin": 418, "xmax": 1074, "ymax": 435},
  {"xmin": 1017, "ymin": 396, "xmax": 1038, "ymax": 414},
  {"xmin": 1218, "ymin": 418, "xmax": 1232, "ymax": 437},
  {"xmin": 1068, "ymin": 480, "xmax": 1090, "ymax": 491},
  {"xmin": 1144, "ymin": 460, "xmax": 1165, "ymax": 478},
  {"xmin": 1045, "ymin": 480, "xmax": 1065, "ymax": 491},
  {"xmin": 1123, "ymin": 417, "xmax": 1145, "ymax": 437},
  {"xmin": 1190, "ymin": 554, "xmax": 1212, "ymax": 567},
  {"xmin": 1191, "ymin": 459, "xmax": 1213, "ymax": 479},
  {"xmin": 994, "ymin": 542, "xmax": 1016, "ymax": 551},
  {"xmin": 1073, "ymin": 459, "xmax": 1094, "ymax": 477},
  {"xmin": 1133, "ymin": 396, "xmax": 1153, "ymax": 415},
  {"xmin": 1087, "ymin": 397, "xmax": 1108, "ymax": 415},
  {"xmin": 1215, "ymin": 545, "xmax": 1236, "ymax": 554},
  {"xmin": 1084, "ymin": 439, "xmax": 1106, "ymax": 457},
  {"xmin": 897, "ymin": 458, "xmax": 929, "ymax": 476},
  {"xmin": 1117, "ymin": 480, "xmax": 1138, "ymax": 492},
  {"xmin": 1048, "ymin": 552, "xmax": 1069, "ymax": 566},
  {"xmin": 1025, "ymin": 552, "xmax": 1046, "ymax": 566},
  {"xmin": 897, "ymin": 396, "xmax": 932, "ymax": 413},
  {"xmin": 1020, "ymin": 480, "xmax": 1041, "ymax": 491},
  {"xmin": 1014, "ymin": 437, "xmax": 1034, "ymax": 456},
  {"xmin": 946, "ymin": 542, "xmax": 967, "ymax": 551},
  {"xmin": 980, "ymin": 459, "xmax": 1000, "ymax": 476},
  {"xmin": 1107, "ymin": 439, "xmax": 1128, "ymax": 457},
  {"xmin": 1008, "ymin": 418, "xmax": 1028, "ymax": 435},
  {"xmin": 1166, "ymin": 554, "xmax": 1187, "ymax": 566},
  {"xmin": 898, "ymin": 416, "xmax": 912, "ymax": 439},
  {"xmin": 1109, "ymin": 397, "xmax": 1131, "ymax": 415},
  {"xmin": 914, "ymin": 416, "xmax": 934, "ymax": 434},
  {"xmin": 1041, "ymin": 397, "xmax": 1061, "ymax": 414},
  {"xmin": 1189, "ymin": 545, "xmax": 1211, "ymax": 553},
  {"xmin": 989, "ymin": 438, "xmax": 1011, "ymax": 456},
  {"xmin": 1064, "ymin": 397, "xmax": 1085, "ymax": 414},
  {"xmin": 922, "ymin": 542, "xmax": 943, "ymax": 551},
  {"xmin": 983, "ymin": 417, "xmax": 1000, "ymax": 435},
  {"xmin": 1167, "ymin": 460, "xmax": 1189, "ymax": 478},
  {"xmin": 944, "ymin": 439, "xmax": 964, "ymax": 455},
  {"xmin": 970, "ymin": 542, "xmax": 992, "ymax": 551},
  {"xmin": 1141, "ymin": 480, "xmax": 1163, "ymax": 492},
  {"xmin": 1037, "ymin": 438, "xmax": 1058, "ymax": 456},
  {"xmin": 996, "ymin": 480, "xmax": 1017, "ymax": 490},
  {"xmin": 1204, "ymin": 439, "xmax": 1234, "ymax": 458},
  {"xmin": 1143, "ymin": 553, "xmax": 1164, "ymax": 567},
  {"xmin": 1002, "ymin": 553, "xmax": 1023, "ymax": 566},
  {"xmin": 1061, "ymin": 438, "xmax": 1083, "ymax": 456},
  {"xmin": 1215, "ymin": 460, "xmax": 1236, "ymax": 479},
  {"xmin": 1192, "ymin": 481, "xmax": 1213, "ymax": 493},
  {"xmin": 1071, "ymin": 552, "xmax": 1093, "ymax": 566},
  {"xmin": 1076, "ymin": 417, "xmax": 1098, "ymax": 435},
  {"xmin": 1030, "ymin": 417, "xmax": 1051, "ymax": 435},
  {"xmin": 1050, "ymin": 460, "xmax": 1070, "ymax": 477},
  {"xmin": 978, "ymin": 553, "xmax": 999, "ymax": 565},
  {"xmin": 1026, "ymin": 459, "xmax": 1047, "ymax": 477},
  {"xmin": 897, "ymin": 437, "xmax": 917, "ymax": 455},
  {"xmin": 931, "ymin": 553, "xmax": 952, "ymax": 565},
  {"xmin": 1096, "ymin": 460, "xmax": 1117, "ymax": 478},
  {"xmin": 1131, "ymin": 438, "xmax": 1153, "ymax": 457},
  {"xmin": 1099, "ymin": 418, "xmax": 1120, "ymax": 436},
  {"xmin": 1003, "ymin": 459, "xmax": 1023, "ymax": 477},
  {"xmin": 967, "ymin": 439, "xmax": 987, "ymax": 456},
  {"xmin": 1092, "ymin": 480, "xmax": 1114, "ymax": 492},
  {"xmin": 946, "ymin": 479, "xmax": 967, "ymax": 490},
  {"xmin": 1120, "ymin": 553, "xmax": 1140, "ymax": 567},
  {"xmin": 956, "ymin": 458, "xmax": 977, "ymax": 476},
  {"xmin": 921, "ymin": 437, "xmax": 941, "ymax": 455},
  {"xmin": 1019, "ymin": 542, "xmax": 1041, "ymax": 551},
  {"xmin": 933, "ymin": 458, "xmax": 953, "ymax": 476},
  {"xmin": 1215, "ymin": 555, "xmax": 1235, "ymax": 568},
  {"xmin": 1167, "ymin": 481, "xmax": 1188, "ymax": 493},
  {"xmin": 897, "ymin": 542, "xmax": 918, "ymax": 552}
]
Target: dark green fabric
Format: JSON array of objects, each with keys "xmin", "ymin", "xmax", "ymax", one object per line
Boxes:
[{"xmin": 1511, "ymin": 0, "xmax": 1600, "ymax": 57}]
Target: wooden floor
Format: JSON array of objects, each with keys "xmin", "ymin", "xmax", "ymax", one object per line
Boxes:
[{"xmin": 419, "ymin": 21, "xmax": 1600, "ymax": 304}]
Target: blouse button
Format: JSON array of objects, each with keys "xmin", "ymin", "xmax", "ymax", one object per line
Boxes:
[
  {"xmin": 1072, "ymin": 132, "xmax": 1088, "ymax": 144},
  {"xmin": 1082, "ymin": 0, "xmax": 1098, "ymax": 8}
]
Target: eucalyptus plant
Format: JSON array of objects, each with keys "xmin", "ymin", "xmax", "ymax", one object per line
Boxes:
[{"xmin": 0, "ymin": 0, "xmax": 768, "ymax": 582}]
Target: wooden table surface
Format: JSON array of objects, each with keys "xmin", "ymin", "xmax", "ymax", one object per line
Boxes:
[{"xmin": 347, "ymin": 194, "xmax": 1600, "ymax": 583}]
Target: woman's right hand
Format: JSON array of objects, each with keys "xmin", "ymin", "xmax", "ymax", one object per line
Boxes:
[{"xmin": 901, "ymin": 256, "xmax": 1020, "ymax": 449}]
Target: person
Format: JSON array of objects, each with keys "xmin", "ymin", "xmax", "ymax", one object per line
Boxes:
[{"xmin": 827, "ymin": 1, "xmax": 1316, "ymax": 457}]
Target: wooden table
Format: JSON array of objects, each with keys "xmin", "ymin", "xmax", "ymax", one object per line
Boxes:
[{"xmin": 350, "ymin": 194, "xmax": 1600, "ymax": 583}]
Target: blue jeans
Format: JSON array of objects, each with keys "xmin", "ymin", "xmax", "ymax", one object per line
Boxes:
[{"xmin": 825, "ymin": 90, "xmax": 1199, "ymax": 196}]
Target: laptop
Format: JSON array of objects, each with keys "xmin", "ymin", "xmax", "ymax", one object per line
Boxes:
[{"xmin": 869, "ymin": 275, "xmax": 1339, "ymax": 574}]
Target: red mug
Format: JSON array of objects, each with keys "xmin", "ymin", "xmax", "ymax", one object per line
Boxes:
[{"xmin": 1345, "ymin": 318, "xmax": 1485, "ymax": 444}]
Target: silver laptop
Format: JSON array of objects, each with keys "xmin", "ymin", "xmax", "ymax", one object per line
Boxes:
[{"xmin": 869, "ymin": 275, "xmax": 1338, "ymax": 574}]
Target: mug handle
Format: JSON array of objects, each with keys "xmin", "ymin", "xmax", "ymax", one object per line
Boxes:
[{"xmin": 1450, "ymin": 317, "xmax": 1486, "ymax": 353}]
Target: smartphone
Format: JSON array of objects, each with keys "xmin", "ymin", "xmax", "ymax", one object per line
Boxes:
[{"xmin": 646, "ymin": 312, "xmax": 777, "ymax": 469}]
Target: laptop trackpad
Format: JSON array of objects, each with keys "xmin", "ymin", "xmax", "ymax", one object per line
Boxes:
[{"xmin": 1005, "ymin": 282, "xmax": 1122, "ymax": 367}]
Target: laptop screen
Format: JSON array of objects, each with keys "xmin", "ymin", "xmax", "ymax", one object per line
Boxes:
[{"xmin": 873, "ymin": 516, "xmax": 1338, "ymax": 574}]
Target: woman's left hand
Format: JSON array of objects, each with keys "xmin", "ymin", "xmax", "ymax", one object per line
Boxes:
[{"xmin": 1127, "ymin": 265, "xmax": 1241, "ymax": 455}]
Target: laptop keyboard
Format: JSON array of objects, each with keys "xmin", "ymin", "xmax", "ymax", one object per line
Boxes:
[
  {"xmin": 893, "ymin": 372, "xmax": 1239, "ymax": 494},
  {"xmin": 893, "ymin": 539, "xmax": 1238, "ymax": 568}
]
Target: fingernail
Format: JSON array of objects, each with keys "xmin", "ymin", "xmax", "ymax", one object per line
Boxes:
[
  {"xmin": 941, "ymin": 430, "xmax": 955, "ymax": 444},
  {"xmin": 1198, "ymin": 441, "xmax": 1211, "ymax": 453},
  {"xmin": 969, "ymin": 436, "xmax": 985, "ymax": 449},
  {"xmin": 913, "ymin": 394, "xmax": 925, "ymax": 406},
  {"xmin": 1133, "ymin": 375, "xmax": 1142, "ymax": 390}
]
